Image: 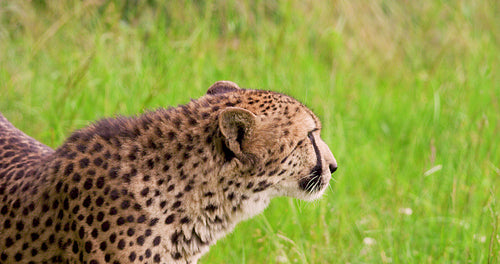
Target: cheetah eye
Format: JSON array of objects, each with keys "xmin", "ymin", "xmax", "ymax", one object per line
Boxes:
[
  {"xmin": 294, "ymin": 129, "xmax": 319, "ymax": 150},
  {"xmin": 307, "ymin": 128, "xmax": 319, "ymax": 137}
]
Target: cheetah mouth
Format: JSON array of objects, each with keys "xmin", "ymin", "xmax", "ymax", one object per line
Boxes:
[{"xmin": 298, "ymin": 165, "xmax": 328, "ymax": 193}]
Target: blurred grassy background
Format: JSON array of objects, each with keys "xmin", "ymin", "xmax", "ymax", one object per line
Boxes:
[{"xmin": 1, "ymin": 0, "xmax": 499, "ymax": 263}]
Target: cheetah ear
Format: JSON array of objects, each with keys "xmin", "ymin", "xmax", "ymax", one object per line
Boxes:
[
  {"xmin": 207, "ymin": 81, "xmax": 241, "ymax": 95},
  {"xmin": 219, "ymin": 107, "xmax": 257, "ymax": 164}
]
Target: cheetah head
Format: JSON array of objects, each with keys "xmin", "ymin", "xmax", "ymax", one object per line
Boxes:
[{"xmin": 211, "ymin": 81, "xmax": 337, "ymax": 202}]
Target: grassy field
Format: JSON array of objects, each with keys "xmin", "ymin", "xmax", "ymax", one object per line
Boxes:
[{"xmin": 1, "ymin": 1, "xmax": 499, "ymax": 263}]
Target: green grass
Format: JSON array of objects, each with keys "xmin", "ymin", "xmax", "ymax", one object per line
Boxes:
[{"xmin": 1, "ymin": 1, "xmax": 499, "ymax": 263}]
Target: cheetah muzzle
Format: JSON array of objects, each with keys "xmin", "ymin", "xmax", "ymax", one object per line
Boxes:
[{"xmin": 0, "ymin": 81, "xmax": 337, "ymax": 263}]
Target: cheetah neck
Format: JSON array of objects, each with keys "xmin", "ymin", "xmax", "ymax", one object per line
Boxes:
[{"xmin": 71, "ymin": 106, "xmax": 276, "ymax": 262}]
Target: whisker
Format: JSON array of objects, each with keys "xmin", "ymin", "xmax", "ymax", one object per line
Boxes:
[{"xmin": 328, "ymin": 183, "xmax": 334, "ymax": 193}]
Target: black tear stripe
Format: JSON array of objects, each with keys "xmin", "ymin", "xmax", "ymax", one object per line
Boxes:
[
  {"xmin": 308, "ymin": 132, "xmax": 322, "ymax": 176},
  {"xmin": 298, "ymin": 132, "xmax": 323, "ymax": 191}
]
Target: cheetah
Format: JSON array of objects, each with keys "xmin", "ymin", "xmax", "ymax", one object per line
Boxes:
[{"xmin": 0, "ymin": 81, "xmax": 337, "ymax": 264}]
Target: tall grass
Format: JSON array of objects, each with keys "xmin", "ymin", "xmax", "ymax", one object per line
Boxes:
[{"xmin": 1, "ymin": 1, "xmax": 498, "ymax": 263}]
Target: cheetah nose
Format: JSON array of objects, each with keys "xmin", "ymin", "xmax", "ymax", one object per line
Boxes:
[{"xmin": 329, "ymin": 163, "xmax": 337, "ymax": 173}]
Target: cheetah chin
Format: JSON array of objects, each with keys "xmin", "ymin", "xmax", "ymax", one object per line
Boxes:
[{"xmin": 0, "ymin": 80, "xmax": 337, "ymax": 264}]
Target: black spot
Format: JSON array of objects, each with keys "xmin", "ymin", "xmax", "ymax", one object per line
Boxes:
[
  {"xmin": 69, "ymin": 187, "xmax": 79, "ymax": 199},
  {"xmin": 12, "ymin": 199, "xmax": 21, "ymax": 208},
  {"xmin": 172, "ymin": 201, "xmax": 181, "ymax": 209},
  {"xmin": 127, "ymin": 215, "xmax": 135, "ymax": 222},
  {"xmin": 45, "ymin": 217, "xmax": 53, "ymax": 227},
  {"xmin": 3, "ymin": 219, "xmax": 10, "ymax": 229},
  {"xmin": 85, "ymin": 241, "xmax": 92, "ymax": 253},
  {"xmin": 30, "ymin": 232, "xmax": 39, "ymax": 242},
  {"xmin": 170, "ymin": 231, "xmax": 180, "ymax": 244},
  {"xmin": 128, "ymin": 152, "xmax": 137, "ymax": 160},
  {"xmin": 121, "ymin": 200, "xmax": 130, "ymax": 209},
  {"xmin": 167, "ymin": 131, "xmax": 176, "ymax": 140},
  {"xmin": 76, "ymin": 144, "xmax": 87, "ymax": 153},
  {"xmin": 16, "ymin": 221, "xmax": 24, "ymax": 231},
  {"xmin": 101, "ymin": 221, "xmax": 110, "ymax": 232},
  {"xmin": 109, "ymin": 207, "xmax": 117, "ymax": 215},
  {"xmin": 95, "ymin": 196, "xmax": 104, "ymax": 207},
  {"xmin": 137, "ymin": 215, "xmax": 146, "ymax": 223},
  {"xmin": 165, "ymin": 214, "xmax": 175, "ymax": 224},
  {"xmin": 83, "ymin": 178, "xmax": 93, "ymax": 190},
  {"xmin": 5, "ymin": 237, "xmax": 14, "ymax": 247},
  {"xmin": 109, "ymin": 167, "xmax": 119, "ymax": 178},
  {"xmin": 15, "ymin": 170, "xmax": 25, "ymax": 179},
  {"xmin": 79, "ymin": 226, "xmax": 85, "ymax": 239},
  {"xmin": 117, "ymin": 217, "xmax": 125, "ymax": 225},
  {"xmin": 184, "ymin": 184, "xmax": 193, "ymax": 192},
  {"xmin": 155, "ymin": 127, "xmax": 163, "ymax": 137},
  {"xmin": 152, "ymin": 236, "xmax": 161, "ymax": 246},
  {"xmin": 96, "ymin": 177, "xmax": 105, "ymax": 188},
  {"xmin": 93, "ymin": 157, "xmax": 103, "ymax": 167},
  {"xmin": 205, "ymin": 204, "xmax": 218, "ymax": 212},
  {"xmin": 72, "ymin": 240, "xmax": 79, "ymax": 253},
  {"xmin": 3, "ymin": 151, "xmax": 15, "ymax": 157},
  {"xmin": 117, "ymin": 239, "xmax": 125, "ymax": 249},
  {"xmin": 147, "ymin": 159, "xmax": 155, "ymax": 169},
  {"xmin": 149, "ymin": 218, "xmax": 159, "ymax": 226},
  {"xmin": 86, "ymin": 215, "xmax": 94, "ymax": 225},
  {"xmin": 92, "ymin": 142, "xmax": 103, "ymax": 152},
  {"xmin": 14, "ymin": 253, "xmax": 22, "ymax": 261},
  {"xmin": 173, "ymin": 118, "xmax": 181, "ymax": 128},
  {"xmin": 52, "ymin": 199, "xmax": 60, "ymax": 209},
  {"xmin": 110, "ymin": 189, "xmax": 120, "ymax": 200},
  {"xmin": 83, "ymin": 196, "xmax": 91, "ymax": 207},
  {"xmin": 137, "ymin": 236, "xmax": 145, "ymax": 246},
  {"xmin": 64, "ymin": 163, "xmax": 74, "ymax": 176},
  {"xmin": 140, "ymin": 187, "xmax": 149, "ymax": 197},
  {"xmin": 129, "ymin": 252, "xmax": 137, "ymax": 262}
]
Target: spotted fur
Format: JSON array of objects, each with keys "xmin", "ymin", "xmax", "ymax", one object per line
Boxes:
[{"xmin": 0, "ymin": 81, "xmax": 337, "ymax": 263}]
